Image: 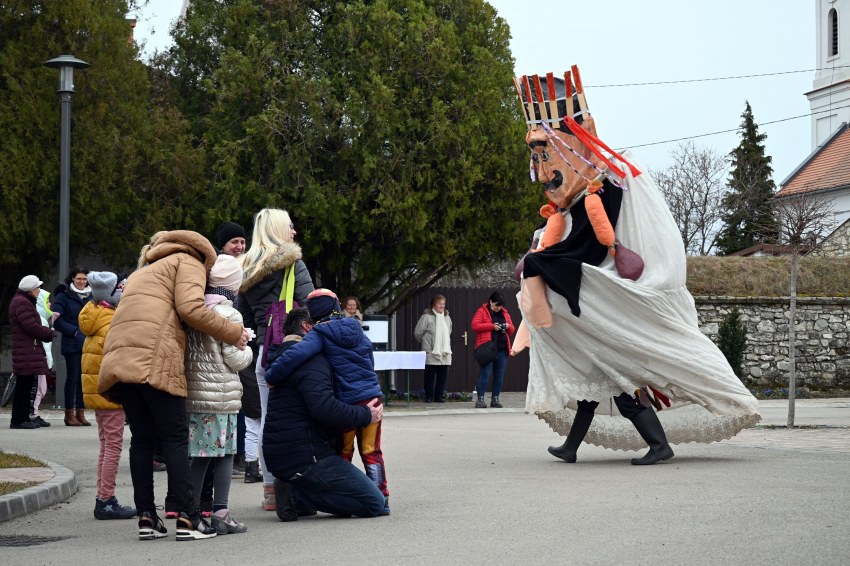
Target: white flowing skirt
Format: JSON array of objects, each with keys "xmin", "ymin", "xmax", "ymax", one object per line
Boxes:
[{"xmin": 524, "ymin": 151, "xmax": 760, "ymax": 451}]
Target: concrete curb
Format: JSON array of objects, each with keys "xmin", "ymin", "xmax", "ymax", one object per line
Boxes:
[{"xmin": 0, "ymin": 462, "xmax": 77, "ymax": 523}]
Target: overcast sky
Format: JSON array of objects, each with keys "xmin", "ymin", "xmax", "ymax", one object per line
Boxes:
[{"xmin": 133, "ymin": 0, "xmax": 816, "ymax": 182}]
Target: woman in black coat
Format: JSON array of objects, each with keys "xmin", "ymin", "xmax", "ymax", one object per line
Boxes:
[
  {"xmin": 51, "ymin": 265, "xmax": 91, "ymax": 426},
  {"xmin": 9, "ymin": 276, "xmax": 55, "ymax": 429}
]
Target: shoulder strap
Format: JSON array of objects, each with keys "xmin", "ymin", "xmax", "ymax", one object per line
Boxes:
[{"xmin": 278, "ymin": 264, "xmax": 296, "ymax": 314}]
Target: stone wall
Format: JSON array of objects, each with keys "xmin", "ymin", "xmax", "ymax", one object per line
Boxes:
[
  {"xmin": 695, "ymin": 296, "xmax": 850, "ymax": 391},
  {"xmin": 822, "ymin": 218, "xmax": 850, "ymax": 258}
]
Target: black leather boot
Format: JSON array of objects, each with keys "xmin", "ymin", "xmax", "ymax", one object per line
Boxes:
[
  {"xmin": 629, "ymin": 409, "xmax": 674, "ymax": 465},
  {"xmin": 273, "ymin": 479, "xmax": 298, "ymax": 522},
  {"xmin": 548, "ymin": 409, "xmax": 595, "ymax": 463}
]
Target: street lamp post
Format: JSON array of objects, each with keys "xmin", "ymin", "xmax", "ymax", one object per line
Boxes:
[{"xmin": 44, "ymin": 55, "xmax": 89, "ymax": 409}]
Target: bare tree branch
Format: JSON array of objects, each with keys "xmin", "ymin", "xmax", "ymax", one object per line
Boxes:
[{"xmin": 652, "ymin": 141, "xmax": 727, "ymax": 256}]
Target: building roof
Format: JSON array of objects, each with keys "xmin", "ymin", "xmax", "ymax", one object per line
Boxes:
[{"xmin": 776, "ymin": 122, "xmax": 850, "ymax": 198}]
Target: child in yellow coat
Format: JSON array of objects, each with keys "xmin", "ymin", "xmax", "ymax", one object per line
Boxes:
[{"xmin": 80, "ymin": 272, "xmax": 135, "ymax": 520}]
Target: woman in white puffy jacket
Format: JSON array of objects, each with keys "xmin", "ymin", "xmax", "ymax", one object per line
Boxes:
[{"xmin": 184, "ymin": 255, "xmax": 254, "ymax": 535}]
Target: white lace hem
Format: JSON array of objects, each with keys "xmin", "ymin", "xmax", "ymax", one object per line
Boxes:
[{"xmin": 532, "ymin": 404, "xmax": 761, "ymax": 452}]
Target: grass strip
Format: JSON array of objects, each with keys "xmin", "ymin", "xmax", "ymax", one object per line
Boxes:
[{"xmin": 0, "ymin": 452, "xmax": 47, "ymax": 469}]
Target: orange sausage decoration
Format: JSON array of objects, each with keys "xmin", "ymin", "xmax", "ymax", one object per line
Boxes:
[
  {"xmin": 535, "ymin": 203, "xmax": 566, "ymax": 251},
  {"xmin": 585, "ymin": 180, "xmax": 615, "ymax": 254}
]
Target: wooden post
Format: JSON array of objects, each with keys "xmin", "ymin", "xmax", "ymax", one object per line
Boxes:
[
  {"xmin": 572, "ymin": 64, "xmax": 589, "ymax": 114},
  {"xmin": 522, "ymin": 75, "xmax": 538, "ymax": 130},
  {"xmin": 513, "ymin": 77, "xmax": 532, "ymax": 123},
  {"xmin": 546, "ymin": 72, "xmax": 559, "ymax": 124},
  {"xmin": 532, "ymin": 74, "xmax": 550, "ymax": 124},
  {"xmin": 564, "ymin": 71, "xmax": 575, "ymax": 118}
]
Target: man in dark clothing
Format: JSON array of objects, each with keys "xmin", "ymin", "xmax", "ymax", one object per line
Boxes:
[{"xmin": 263, "ymin": 308, "xmax": 385, "ymax": 521}]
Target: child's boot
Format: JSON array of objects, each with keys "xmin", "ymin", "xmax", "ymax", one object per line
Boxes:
[
  {"xmin": 211, "ymin": 509, "xmax": 247, "ymax": 534},
  {"xmin": 262, "ymin": 485, "xmax": 276, "ymax": 511},
  {"xmin": 244, "ymin": 460, "xmax": 263, "ymax": 483},
  {"xmin": 94, "ymin": 496, "xmax": 136, "ymax": 520}
]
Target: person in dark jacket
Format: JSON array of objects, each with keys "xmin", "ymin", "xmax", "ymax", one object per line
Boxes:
[
  {"xmin": 9, "ymin": 276, "xmax": 55, "ymax": 429},
  {"xmin": 269, "ymin": 289, "xmax": 388, "ymax": 511},
  {"xmin": 263, "ymin": 308, "xmax": 385, "ymax": 521},
  {"xmin": 471, "ymin": 292, "xmax": 516, "ymax": 409},
  {"xmin": 237, "ymin": 208, "xmax": 315, "ymax": 498},
  {"xmin": 52, "ymin": 265, "xmax": 91, "ymax": 426}
]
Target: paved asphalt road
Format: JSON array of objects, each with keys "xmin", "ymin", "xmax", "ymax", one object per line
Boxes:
[{"xmin": 1, "ymin": 411, "xmax": 848, "ymax": 566}]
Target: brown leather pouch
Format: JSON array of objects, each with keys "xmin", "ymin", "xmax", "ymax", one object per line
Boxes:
[{"xmin": 614, "ymin": 239, "xmax": 644, "ymax": 281}]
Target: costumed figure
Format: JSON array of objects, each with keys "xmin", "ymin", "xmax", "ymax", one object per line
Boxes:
[{"xmin": 511, "ymin": 68, "xmax": 760, "ymax": 465}]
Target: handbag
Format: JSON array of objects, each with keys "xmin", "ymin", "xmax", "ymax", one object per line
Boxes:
[
  {"xmin": 614, "ymin": 239, "xmax": 645, "ymax": 281},
  {"xmin": 260, "ymin": 264, "xmax": 299, "ymax": 368},
  {"xmin": 473, "ymin": 340, "xmax": 499, "ymax": 367}
]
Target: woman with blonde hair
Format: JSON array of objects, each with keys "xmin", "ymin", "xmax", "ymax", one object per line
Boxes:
[{"xmin": 237, "ymin": 208, "xmax": 314, "ymax": 508}]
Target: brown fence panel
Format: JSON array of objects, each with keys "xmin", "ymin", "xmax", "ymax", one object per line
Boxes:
[{"xmin": 395, "ymin": 286, "xmax": 529, "ymax": 393}]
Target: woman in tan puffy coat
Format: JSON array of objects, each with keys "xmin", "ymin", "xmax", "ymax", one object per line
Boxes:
[
  {"xmin": 185, "ymin": 255, "xmax": 253, "ymax": 534},
  {"xmin": 99, "ymin": 230, "xmax": 249, "ymax": 541}
]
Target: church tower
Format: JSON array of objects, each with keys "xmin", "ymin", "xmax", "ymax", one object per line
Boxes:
[{"xmin": 807, "ymin": 0, "xmax": 850, "ymax": 149}]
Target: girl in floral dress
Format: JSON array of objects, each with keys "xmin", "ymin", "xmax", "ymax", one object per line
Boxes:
[{"xmin": 185, "ymin": 255, "xmax": 254, "ymax": 534}]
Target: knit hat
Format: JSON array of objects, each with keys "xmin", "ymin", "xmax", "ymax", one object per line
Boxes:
[
  {"xmin": 305, "ymin": 289, "xmax": 342, "ymax": 323},
  {"xmin": 88, "ymin": 272, "xmax": 122, "ymax": 305},
  {"xmin": 217, "ymin": 221, "xmax": 246, "ymax": 250},
  {"xmin": 18, "ymin": 275, "xmax": 43, "ymax": 292},
  {"xmin": 208, "ymin": 254, "xmax": 243, "ymax": 292}
]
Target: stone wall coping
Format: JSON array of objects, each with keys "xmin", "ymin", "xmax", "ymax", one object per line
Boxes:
[
  {"xmin": 693, "ymin": 296, "xmax": 850, "ymax": 305},
  {"xmin": 0, "ymin": 461, "xmax": 77, "ymax": 523}
]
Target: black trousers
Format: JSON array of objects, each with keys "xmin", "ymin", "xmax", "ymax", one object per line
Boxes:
[
  {"xmin": 423, "ymin": 365, "xmax": 448, "ymax": 399},
  {"xmin": 11, "ymin": 374, "xmax": 36, "ymax": 425},
  {"xmin": 113, "ymin": 383, "xmax": 197, "ymax": 518},
  {"xmin": 577, "ymin": 392, "xmax": 646, "ymax": 420}
]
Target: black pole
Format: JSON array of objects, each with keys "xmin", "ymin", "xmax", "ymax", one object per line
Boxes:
[
  {"xmin": 56, "ymin": 91, "xmax": 71, "ymax": 409},
  {"xmin": 59, "ymin": 91, "xmax": 71, "ymax": 293},
  {"xmin": 44, "ymin": 54, "xmax": 89, "ymax": 410}
]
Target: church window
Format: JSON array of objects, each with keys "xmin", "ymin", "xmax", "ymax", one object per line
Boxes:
[{"xmin": 829, "ymin": 8, "xmax": 839, "ymax": 57}]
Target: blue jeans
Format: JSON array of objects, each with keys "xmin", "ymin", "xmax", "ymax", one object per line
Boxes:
[
  {"xmin": 63, "ymin": 352, "xmax": 85, "ymax": 409},
  {"xmin": 476, "ymin": 349, "xmax": 508, "ymax": 398},
  {"xmin": 285, "ymin": 455, "xmax": 385, "ymax": 518}
]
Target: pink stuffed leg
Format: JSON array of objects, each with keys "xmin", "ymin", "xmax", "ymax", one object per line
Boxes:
[{"xmin": 521, "ymin": 276, "xmax": 553, "ymax": 330}]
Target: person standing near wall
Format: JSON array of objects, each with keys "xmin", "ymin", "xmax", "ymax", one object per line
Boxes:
[
  {"xmin": 414, "ymin": 295, "xmax": 453, "ymax": 403},
  {"xmin": 237, "ymin": 209, "xmax": 315, "ymax": 510},
  {"xmin": 471, "ymin": 292, "xmax": 515, "ymax": 409},
  {"xmin": 52, "ymin": 265, "xmax": 91, "ymax": 426},
  {"xmin": 9, "ymin": 276, "xmax": 55, "ymax": 429}
]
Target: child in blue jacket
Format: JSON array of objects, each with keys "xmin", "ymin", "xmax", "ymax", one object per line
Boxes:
[{"xmin": 267, "ymin": 289, "xmax": 389, "ymax": 514}]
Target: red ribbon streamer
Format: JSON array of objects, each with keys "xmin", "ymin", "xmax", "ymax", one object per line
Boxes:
[{"xmin": 563, "ymin": 116, "xmax": 643, "ymax": 179}]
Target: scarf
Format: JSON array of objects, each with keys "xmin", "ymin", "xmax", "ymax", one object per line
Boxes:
[
  {"xmin": 431, "ymin": 310, "xmax": 452, "ymax": 359},
  {"xmin": 69, "ymin": 284, "xmax": 91, "ymax": 300},
  {"xmin": 204, "ymin": 286, "xmax": 236, "ymax": 310}
]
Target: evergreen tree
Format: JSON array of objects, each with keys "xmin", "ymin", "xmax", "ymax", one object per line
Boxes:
[
  {"xmin": 716, "ymin": 102, "xmax": 777, "ymax": 255},
  {"xmin": 0, "ymin": 0, "xmax": 205, "ymax": 318},
  {"xmin": 717, "ymin": 307, "xmax": 748, "ymax": 380},
  {"xmin": 161, "ymin": 0, "xmax": 538, "ymax": 312}
]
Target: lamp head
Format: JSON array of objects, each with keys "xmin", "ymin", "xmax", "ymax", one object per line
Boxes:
[{"xmin": 44, "ymin": 55, "xmax": 90, "ymax": 93}]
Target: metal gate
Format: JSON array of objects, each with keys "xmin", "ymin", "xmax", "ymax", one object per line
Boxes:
[{"xmin": 394, "ymin": 286, "xmax": 529, "ymax": 393}]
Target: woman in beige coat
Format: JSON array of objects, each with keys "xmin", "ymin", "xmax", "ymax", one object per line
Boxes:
[
  {"xmin": 414, "ymin": 295, "xmax": 452, "ymax": 403},
  {"xmin": 99, "ymin": 230, "xmax": 249, "ymax": 541}
]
